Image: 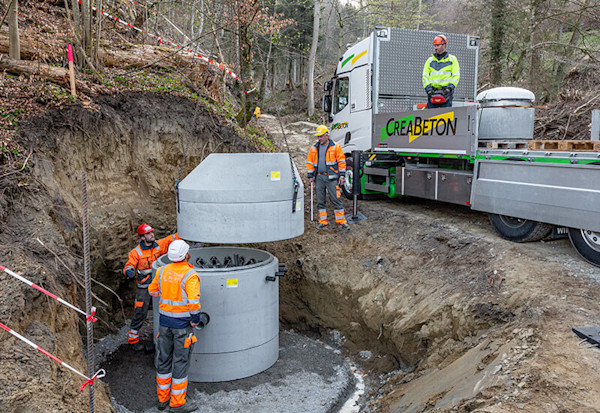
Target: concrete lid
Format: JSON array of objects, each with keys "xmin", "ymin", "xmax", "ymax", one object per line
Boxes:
[
  {"xmin": 178, "ymin": 153, "xmax": 304, "ymax": 203},
  {"xmin": 476, "ymin": 87, "xmax": 535, "ymax": 103}
]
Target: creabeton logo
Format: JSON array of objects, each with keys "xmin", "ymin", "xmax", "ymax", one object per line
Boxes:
[{"xmin": 380, "ymin": 112, "xmax": 457, "ymax": 143}]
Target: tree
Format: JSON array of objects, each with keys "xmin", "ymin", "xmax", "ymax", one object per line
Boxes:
[
  {"xmin": 307, "ymin": 0, "xmax": 321, "ymax": 117},
  {"xmin": 8, "ymin": 0, "xmax": 20, "ymax": 59}
]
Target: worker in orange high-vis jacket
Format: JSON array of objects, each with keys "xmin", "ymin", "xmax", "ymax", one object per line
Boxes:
[
  {"xmin": 306, "ymin": 125, "xmax": 350, "ymax": 230},
  {"xmin": 149, "ymin": 240, "xmax": 200, "ymax": 413},
  {"xmin": 123, "ymin": 223, "xmax": 180, "ymax": 351}
]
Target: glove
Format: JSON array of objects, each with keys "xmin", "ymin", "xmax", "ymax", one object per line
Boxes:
[
  {"xmin": 425, "ymin": 86, "xmax": 434, "ymax": 97},
  {"xmin": 442, "ymin": 87, "xmax": 452, "ymax": 98},
  {"xmin": 125, "ymin": 269, "xmax": 134, "ymax": 279}
]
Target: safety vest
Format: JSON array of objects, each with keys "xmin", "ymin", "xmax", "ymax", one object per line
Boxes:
[
  {"xmin": 123, "ymin": 233, "xmax": 180, "ymax": 287},
  {"xmin": 306, "ymin": 140, "xmax": 346, "ymax": 180},
  {"xmin": 148, "ymin": 262, "xmax": 200, "ymax": 321},
  {"xmin": 422, "ymin": 53, "xmax": 460, "ymax": 89}
]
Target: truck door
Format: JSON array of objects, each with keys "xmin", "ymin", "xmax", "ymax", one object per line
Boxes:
[{"xmin": 330, "ymin": 77, "xmax": 350, "ymax": 144}]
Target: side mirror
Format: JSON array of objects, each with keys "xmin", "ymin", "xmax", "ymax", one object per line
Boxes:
[
  {"xmin": 324, "ymin": 80, "xmax": 333, "ymax": 92},
  {"xmin": 322, "ymin": 95, "xmax": 332, "ymax": 113}
]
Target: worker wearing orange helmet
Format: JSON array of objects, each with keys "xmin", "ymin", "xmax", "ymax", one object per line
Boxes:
[
  {"xmin": 306, "ymin": 125, "xmax": 350, "ymax": 230},
  {"xmin": 123, "ymin": 223, "xmax": 180, "ymax": 351},
  {"xmin": 422, "ymin": 34, "xmax": 460, "ymax": 108}
]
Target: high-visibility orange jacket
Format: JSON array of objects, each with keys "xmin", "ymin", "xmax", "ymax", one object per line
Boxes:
[
  {"xmin": 148, "ymin": 262, "xmax": 201, "ymax": 329},
  {"xmin": 123, "ymin": 233, "xmax": 180, "ymax": 287},
  {"xmin": 306, "ymin": 139, "xmax": 346, "ymax": 180}
]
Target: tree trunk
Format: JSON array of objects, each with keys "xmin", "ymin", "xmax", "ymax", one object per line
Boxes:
[
  {"xmin": 8, "ymin": 0, "xmax": 20, "ymax": 59},
  {"xmin": 307, "ymin": 0, "xmax": 321, "ymax": 117},
  {"xmin": 489, "ymin": 0, "xmax": 505, "ymax": 85},
  {"xmin": 528, "ymin": 0, "xmax": 547, "ymax": 98}
]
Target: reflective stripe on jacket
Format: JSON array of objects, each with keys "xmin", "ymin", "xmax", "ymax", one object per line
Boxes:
[
  {"xmin": 148, "ymin": 262, "xmax": 200, "ymax": 328},
  {"xmin": 422, "ymin": 53, "xmax": 460, "ymax": 89},
  {"xmin": 123, "ymin": 233, "xmax": 180, "ymax": 287},
  {"xmin": 306, "ymin": 139, "xmax": 346, "ymax": 180}
]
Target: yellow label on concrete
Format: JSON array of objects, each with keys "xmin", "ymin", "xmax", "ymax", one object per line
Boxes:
[
  {"xmin": 270, "ymin": 171, "xmax": 281, "ymax": 181},
  {"xmin": 226, "ymin": 278, "xmax": 238, "ymax": 288},
  {"xmin": 296, "ymin": 201, "xmax": 301, "ymax": 211}
]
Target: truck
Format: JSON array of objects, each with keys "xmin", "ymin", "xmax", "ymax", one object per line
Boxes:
[{"xmin": 322, "ymin": 27, "xmax": 600, "ymax": 267}]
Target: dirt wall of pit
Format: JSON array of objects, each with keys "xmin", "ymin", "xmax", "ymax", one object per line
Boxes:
[{"xmin": 0, "ymin": 92, "xmax": 252, "ymax": 412}]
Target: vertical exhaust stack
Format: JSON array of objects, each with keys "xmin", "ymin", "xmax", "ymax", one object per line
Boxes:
[{"xmin": 153, "ymin": 153, "xmax": 304, "ymax": 382}]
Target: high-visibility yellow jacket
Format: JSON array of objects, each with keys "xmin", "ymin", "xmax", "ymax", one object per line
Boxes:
[
  {"xmin": 422, "ymin": 52, "xmax": 460, "ymax": 90},
  {"xmin": 306, "ymin": 140, "xmax": 346, "ymax": 180},
  {"xmin": 148, "ymin": 261, "xmax": 201, "ymax": 329},
  {"xmin": 123, "ymin": 233, "xmax": 180, "ymax": 287}
]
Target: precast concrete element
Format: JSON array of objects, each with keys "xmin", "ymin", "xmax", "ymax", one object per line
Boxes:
[
  {"xmin": 477, "ymin": 87, "xmax": 535, "ymax": 141},
  {"xmin": 176, "ymin": 153, "xmax": 304, "ymax": 243},
  {"xmin": 152, "ymin": 246, "xmax": 280, "ymax": 382}
]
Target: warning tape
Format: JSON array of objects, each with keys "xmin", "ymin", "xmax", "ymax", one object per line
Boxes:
[
  {"xmin": 0, "ymin": 264, "xmax": 97, "ymax": 323},
  {"xmin": 0, "ymin": 321, "xmax": 105, "ymax": 391},
  {"xmin": 79, "ymin": 0, "xmax": 250, "ymax": 87}
]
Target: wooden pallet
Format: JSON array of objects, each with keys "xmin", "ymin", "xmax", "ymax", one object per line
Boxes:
[
  {"xmin": 528, "ymin": 140, "xmax": 600, "ymax": 152},
  {"xmin": 478, "ymin": 141, "xmax": 529, "ymax": 150}
]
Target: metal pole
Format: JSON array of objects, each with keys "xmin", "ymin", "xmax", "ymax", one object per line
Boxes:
[
  {"xmin": 82, "ymin": 173, "xmax": 95, "ymax": 413},
  {"xmin": 310, "ymin": 181, "xmax": 314, "ymax": 221},
  {"xmin": 351, "ymin": 150, "xmax": 361, "ymax": 220}
]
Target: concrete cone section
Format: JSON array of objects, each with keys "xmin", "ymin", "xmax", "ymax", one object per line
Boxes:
[
  {"xmin": 152, "ymin": 247, "xmax": 280, "ymax": 382},
  {"xmin": 176, "ymin": 153, "xmax": 304, "ymax": 243}
]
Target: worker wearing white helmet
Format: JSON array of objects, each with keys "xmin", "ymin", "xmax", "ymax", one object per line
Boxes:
[
  {"xmin": 149, "ymin": 240, "xmax": 200, "ymax": 412},
  {"xmin": 306, "ymin": 125, "xmax": 350, "ymax": 230},
  {"xmin": 422, "ymin": 34, "xmax": 460, "ymax": 108}
]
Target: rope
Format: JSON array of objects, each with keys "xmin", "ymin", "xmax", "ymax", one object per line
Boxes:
[
  {"xmin": 0, "ymin": 264, "xmax": 97, "ymax": 322},
  {"xmin": 82, "ymin": 173, "xmax": 95, "ymax": 413},
  {"xmin": 0, "ymin": 321, "xmax": 106, "ymax": 391}
]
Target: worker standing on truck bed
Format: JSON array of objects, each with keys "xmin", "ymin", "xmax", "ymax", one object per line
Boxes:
[
  {"xmin": 149, "ymin": 240, "xmax": 200, "ymax": 412},
  {"xmin": 423, "ymin": 34, "xmax": 460, "ymax": 108},
  {"xmin": 306, "ymin": 125, "xmax": 350, "ymax": 230},
  {"xmin": 123, "ymin": 223, "xmax": 181, "ymax": 351}
]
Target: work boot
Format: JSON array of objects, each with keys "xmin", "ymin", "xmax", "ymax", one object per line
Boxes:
[
  {"xmin": 130, "ymin": 342, "xmax": 145, "ymax": 352},
  {"xmin": 170, "ymin": 400, "xmax": 198, "ymax": 413},
  {"xmin": 157, "ymin": 400, "xmax": 170, "ymax": 411},
  {"xmin": 316, "ymin": 223, "xmax": 328, "ymax": 230},
  {"xmin": 340, "ymin": 223, "xmax": 351, "ymax": 230}
]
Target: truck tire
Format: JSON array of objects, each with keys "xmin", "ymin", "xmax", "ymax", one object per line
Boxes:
[
  {"xmin": 568, "ymin": 228, "xmax": 600, "ymax": 267},
  {"xmin": 342, "ymin": 156, "xmax": 361, "ymax": 200},
  {"xmin": 488, "ymin": 214, "xmax": 553, "ymax": 242}
]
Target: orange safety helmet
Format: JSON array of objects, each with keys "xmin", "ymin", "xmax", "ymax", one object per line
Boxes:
[
  {"xmin": 433, "ymin": 34, "xmax": 447, "ymax": 45},
  {"xmin": 137, "ymin": 223, "xmax": 154, "ymax": 236}
]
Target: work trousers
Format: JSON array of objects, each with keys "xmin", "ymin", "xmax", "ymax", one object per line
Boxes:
[
  {"xmin": 316, "ymin": 174, "xmax": 347, "ymax": 226},
  {"xmin": 156, "ymin": 325, "xmax": 194, "ymax": 408},
  {"xmin": 128, "ymin": 286, "xmax": 151, "ymax": 344}
]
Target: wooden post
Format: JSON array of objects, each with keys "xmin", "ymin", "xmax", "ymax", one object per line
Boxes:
[{"xmin": 67, "ymin": 44, "xmax": 77, "ymax": 97}]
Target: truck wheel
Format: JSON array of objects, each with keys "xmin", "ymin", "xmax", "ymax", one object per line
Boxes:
[
  {"xmin": 568, "ymin": 228, "xmax": 600, "ymax": 267},
  {"xmin": 342, "ymin": 157, "xmax": 361, "ymax": 200},
  {"xmin": 488, "ymin": 214, "xmax": 553, "ymax": 242}
]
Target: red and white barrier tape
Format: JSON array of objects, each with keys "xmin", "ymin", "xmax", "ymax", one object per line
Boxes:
[
  {"xmin": 0, "ymin": 264, "xmax": 97, "ymax": 323},
  {"xmin": 79, "ymin": 0, "xmax": 256, "ymax": 92},
  {"xmin": 0, "ymin": 321, "xmax": 105, "ymax": 391}
]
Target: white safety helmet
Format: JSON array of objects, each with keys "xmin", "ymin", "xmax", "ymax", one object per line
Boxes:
[{"xmin": 168, "ymin": 240, "xmax": 190, "ymax": 262}]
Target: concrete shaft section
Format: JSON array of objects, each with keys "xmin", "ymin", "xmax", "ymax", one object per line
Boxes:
[
  {"xmin": 152, "ymin": 246, "xmax": 279, "ymax": 382},
  {"xmin": 477, "ymin": 87, "xmax": 536, "ymax": 141},
  {"xmin": 176, "ymin": 153, "xmax": 304, "ymax": 243}
]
